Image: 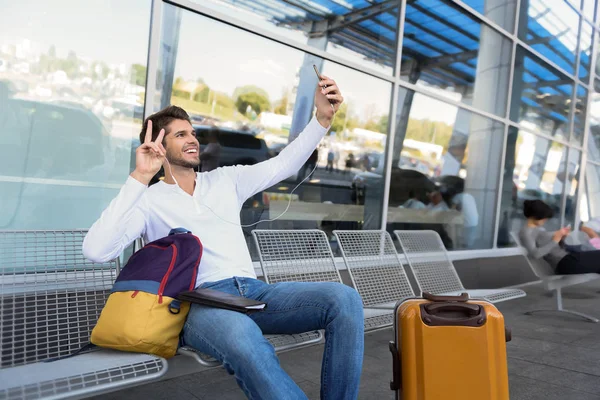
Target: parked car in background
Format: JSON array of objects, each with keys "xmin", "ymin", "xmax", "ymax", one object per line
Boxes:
[
  {"xmin": 352, "ymin": 165, "xmax": 437, "ymax": 206},
  {"xmin": 193, "ymin": 125, "xmax": 271, "ymax": 167}
]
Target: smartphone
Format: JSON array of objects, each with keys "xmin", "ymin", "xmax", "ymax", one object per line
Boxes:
[{"xmin": 313, "ymin": 64, "xmax": 326, "ymax": 88}]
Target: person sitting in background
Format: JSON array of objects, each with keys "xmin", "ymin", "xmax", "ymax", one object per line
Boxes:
[
  {"xmin": 519, "ymin": 199, "xmax": 600, "ymax": 275},
  {"xmin": 400, "ymin": 190, "xmax": 426, "ymax": 209},
  {"xmin": 426, "ymin": 190, "xmax": 449, "ymax": 211},
  {"xmin": 450, "ymin": 187, "xmax": 479, "ymax": 249}
]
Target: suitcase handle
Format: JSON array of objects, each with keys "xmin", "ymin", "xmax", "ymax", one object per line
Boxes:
[
  {"xmin": 424, "ymin": 302, "xmax": 480, "ymax": 315},
  {"xmin": 420, "ymin": 303, "xmax": 486, "ymax": 327},
  {"xmin": 422, "ymin": 292, "xmax": 469, "ymax": 302}
]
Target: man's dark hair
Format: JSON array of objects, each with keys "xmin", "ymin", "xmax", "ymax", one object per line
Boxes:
[
  {"xmin": 139, "ymin": 105, "xmax": 191, "ymax": 144},
  {"xmin": 523, "ymin": 199, "xmax": 554, "ymax": 220}
]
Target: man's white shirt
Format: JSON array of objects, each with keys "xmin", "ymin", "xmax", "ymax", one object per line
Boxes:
[{"xmin": 83, "ymin": 116, "xmax": 328, "ymax": 286}]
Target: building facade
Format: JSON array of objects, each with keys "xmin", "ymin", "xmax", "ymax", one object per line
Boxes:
[{"xmin": 1, "ymin": 0, "xmax": 599, "ymax": 259}]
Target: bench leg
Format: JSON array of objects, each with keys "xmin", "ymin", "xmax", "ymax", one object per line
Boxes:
[{"xmin": 524, "ymin": 288, "xmax": 599, "ymax": 323}]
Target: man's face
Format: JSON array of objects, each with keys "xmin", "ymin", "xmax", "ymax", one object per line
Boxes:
[{"xmin": 164, "ymin": 119, "xmax": 200, "ymax": 169}]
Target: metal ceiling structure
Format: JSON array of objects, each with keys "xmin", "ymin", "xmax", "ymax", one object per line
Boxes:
[{"xmin": 218, "ymin": 0, "xmax": 587, "ymax": 127}]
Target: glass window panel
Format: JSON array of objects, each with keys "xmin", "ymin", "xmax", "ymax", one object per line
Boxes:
[
  {"xmin": 578, "ymin": 22, "xmax": 593, "ymax": 83},
  {"xmin": 518, "ymin": 0, "xmax": 579, "ymax": 76},
  {"xmin": 583, "ymin": 163, "xmax": 600, "ymax": 220},
  {"xmin": 0, "ymin": 0, "xmax": 151, "ymax": 230},
  {"xmin": 191, "ymin": 0, "xmax": 398, "ymax": 75},
  {"xmin": 588, "ymin": 89, "xmax": 600, "ymax": 161},
  {"xmin": 573, "ymin": 85, "xmax": 587, "ymax": 145},
  {"xmin": 157, "ymin": 4, "xmax": 391, "ymax": 257},
  {"xmin": 386, "ymin": 88, "xmax": 504, "ymax": 250},
  {"xmin": 400, "ymin": 0, "xmax": 511, "ymax": 117},
  {"xmin": 497, "ymin": 128, "xmax": 567, "ymax": 247},
  {"xmin": 564, "ymin": 148, "xmax": 581, "ymax": 227},
  {"xmin": 510, "ymin": 46, "xmax": 574, "ymax": 142},
  {"xmin": 595, "ymin": 32, "xmax": 600, "ymax": 93},
  {"xmin": 583, "ymin": 0, "xmax": 596, "ymax": 21},
  {"xmin": 459, "ymin": 0, "xmax": 517, "ymax": 32}
]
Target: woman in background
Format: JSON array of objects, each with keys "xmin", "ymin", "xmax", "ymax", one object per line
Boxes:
[{"xmin": 519, "ymin": 199, "xmax": 600, "ymax": 275}]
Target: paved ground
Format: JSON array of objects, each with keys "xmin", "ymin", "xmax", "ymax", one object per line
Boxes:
[{"xmin": 94, "ymin": 280, "xmax": 600, "ymax": 399}]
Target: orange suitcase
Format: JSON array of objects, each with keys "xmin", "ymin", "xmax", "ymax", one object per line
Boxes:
[{"xmin": 389, "ymin": 292, "xmax": 511, "ymax": 400}]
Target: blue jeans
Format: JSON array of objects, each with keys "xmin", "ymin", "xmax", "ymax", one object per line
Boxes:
[{"xmin": 181, "ymin": 277, "xmax": 364, "ymax": 400}]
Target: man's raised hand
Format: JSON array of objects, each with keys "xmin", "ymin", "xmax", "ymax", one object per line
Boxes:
[
  {"xmin": 131, "ymin": 120, "xmax": 166, "ymax": 185},
  {"xmin": 314, "ymin": 76, "xmax": 343, "ymax": 128}
]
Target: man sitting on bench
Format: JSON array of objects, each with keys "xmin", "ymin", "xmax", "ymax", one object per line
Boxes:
[{"xmin": 82, "ymin": 76, "xmax": 364, "ymax": 400}]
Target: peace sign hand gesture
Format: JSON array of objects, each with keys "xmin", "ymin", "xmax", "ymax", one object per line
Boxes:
[{"xmin": 130, "ymin": 120, "xmax": 166, "ymax": 185}]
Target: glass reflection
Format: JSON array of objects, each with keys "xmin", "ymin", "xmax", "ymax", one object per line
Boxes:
[
  {"xmin": 564, "ymin": 148, "xmax": 581, "ymax": 227},
  {"xmin": 578, "ymin": 22, "xmax": 593, "ymax": 83},
  {"xmin": 400, "ymin": 0, "xmax": 511, "ymax": 117},
  {"xmin": 498, "ymin": 128, "xmax": 567, "ymax": 246},
  {"xmin": 386, "ymin": 88, "xmax": 504, "ymax": 250},
  {"xmin": 573, "ymin": 85, "xmax": 587, "ymax": 145},
  {"xmin": 583, "ymin": 163, "xmax": 600, "ymax": 221},
  {"xmin": 192, "ymin": 0, "xmax": 399, "ymax": 75},
  {"xmin": 588, "ymin": 88, "xmax": 600, "ymax": 161},
  {"xmin": 517, "ymin": 0, "xmax": 579, "ymax": 76},
  {"xmin": 0, "ymin": 0, "xmax": 151, "ymax": 229},
  {"xmin": 510, "ymin": 46, "xmax": 574, "ymax": 142},
  {"xmin": 583, "ymin": 0, "xmax": 596, "ymax": 21},
  {"xmin": 459, "ymin": 0, "xmax": 517, "ymax": 32},
  {"xmin": 157, "ymin": 4, "xmax": 392, "ymax": 256}
]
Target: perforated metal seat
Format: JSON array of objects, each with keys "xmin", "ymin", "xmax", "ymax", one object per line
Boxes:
[
  {"xmin": 394, "ymin": 230, "xmax": 526, "ymax": 304},
  {"xmin": 0, "ymin": 230, "xmax": 167, "ymax": 400},
  {"xmin": 332, "ymin": 230, "xmax": 415, "ymax": 329},
  {"xmin": 252, "ymin": 229, "xmax": 390, "ymax": 331}
]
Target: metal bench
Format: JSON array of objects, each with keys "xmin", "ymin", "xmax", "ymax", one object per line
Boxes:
[
  {"xmin": 332, "ymin": 230, "xmax": 416, "ymax": 329},
  {"xmin": 511, "ymin": 232, "xmax": 599, "ymax": 322},
  {"xmin": 394, "ymin": 230, "xmax": 526, "ymax": 303},
  {"xmin": 252, "ymin": 229, "xmax": 394, "ymax": 332},
  {"xmin": 0, "ymin": 230, "xmax": 168, "ymax": 400}
]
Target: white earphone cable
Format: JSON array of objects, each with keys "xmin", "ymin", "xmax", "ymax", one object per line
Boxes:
[{"xmin": 164, "ymin": 153, "xmax": 320, "ymax": 228}]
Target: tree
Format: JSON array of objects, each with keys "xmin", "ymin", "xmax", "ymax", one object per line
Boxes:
[
  {"xmin": 330, "ymin": 103, "xmax": 358, "ymax": 136},
  {"xmin": 274, "ymin": 92, "xmax": 289, "ymax": 115},
  {"xmin": 172, "ymin": 77, "xmax": 192, "ymax": 99},
  {"xmin": 91, "ymin": 61, "xmax": 109, "ymax": 80},
  {"xmin": 363, "ymin": 119, "xmax": 380, "ymax": 132},
  {"xmin": 233, "ymin": 85, "xmax": 269, "ymax": 101},
  {"xmin": 235, "ymin": 92, "xmax": 271, "ymax": 115},
  {"xmin": 213, "ymin": 92, "xmax": 235, "ymax": 109},
  {"xmin": 193, "ymin": 85, "xmax": 210, "ymax": 103},
  {"xmin": 61, "ymin": 51, "xmax": 79, "ymax": 79},
  {"xmin": 130, "ymin": 64, "xmax": 147, "ymax": 86},
  {"xmin": 378, "ymin": 115, "xmax": 389, "ymax": 134}
]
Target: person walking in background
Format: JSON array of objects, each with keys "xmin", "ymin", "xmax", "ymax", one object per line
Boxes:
[
  {"xmin": 298, "ymin": 148, "xmax": 318, "ymax": 182},
  {"xmin": 344, "ymin": 153, "xmax": 354, "ymax": 174},
  {"xmin": 326, "ymin": 148, "xmax": 335, "ymax": 172}
]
